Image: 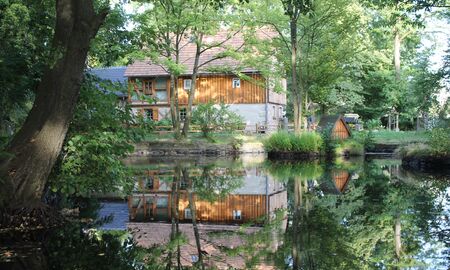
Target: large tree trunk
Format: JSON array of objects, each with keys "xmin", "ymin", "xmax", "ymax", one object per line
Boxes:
[
  {"xmin": 0, "ymin": 0, "xmax": 107, "ymax": 209},
  {"xmin": 290, "ymin": 18, "xmax": 302, "ymax": 133}
]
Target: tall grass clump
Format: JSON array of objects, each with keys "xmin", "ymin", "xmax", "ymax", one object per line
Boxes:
[
  {"xmin": 263, "ymin": 132, "xmax": 323, "ymax": 153},
  {"xmin": 263, "ymin": 131, "xmax": 292, "ymax": 152}
]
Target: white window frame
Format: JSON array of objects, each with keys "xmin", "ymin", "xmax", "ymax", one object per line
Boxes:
[
  {"xmin": 232, "ymin": 78, "xmax": 241, "ymax": 88},
  {"xmin": 232, "ymin": 210, "xmax": 242, "ymax": 220},
  {"xmin": 184, "ymin": 79, "xmax": 192, "ymax": 90},
  {"xmin": 184, "ymin": 208, "xmax": 192, "ymax": 219}
]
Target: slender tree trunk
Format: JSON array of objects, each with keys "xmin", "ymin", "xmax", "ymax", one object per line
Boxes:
[
  {"xmin": 169, "ymin": 75, "xmax": 181, "ymax": 138},
  {"xmin": 183, "ymin": 168, "xmax": 205, "ymax": 269},
  {"xmin": 394, "ymin": 216, "xmax": 402, "ymax": 261},
  {"xmin": 292, "ymin": 176, "xmax": 303, "ymax": 269},
  {"xmin": 0, "ymin": 0, "xmax": 107, "ymax": 209},
  {"xmin": 394, "ymin": 28, "xmax": 401, "ymax": 81},
  {"xmin": 182, "ymin": 35, "xmax": 203, "ymax": 138}
]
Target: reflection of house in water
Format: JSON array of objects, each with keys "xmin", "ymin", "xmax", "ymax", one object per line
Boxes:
[
  {"xmin": 319, "ymin": 169, "xmax": 352, "ymax": 194},
  {"xmin": 128, "ymin": 167, "xmax": 287, "ymax": 224}
]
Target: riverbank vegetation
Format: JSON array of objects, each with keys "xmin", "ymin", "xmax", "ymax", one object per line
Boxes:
[
  {"xmin": 399, "ymin": 128, "xmax": 450, "ymax": 158},
  {"xmin": 263, "ymin": 132, "xmax": 323, "ymax": 154}
]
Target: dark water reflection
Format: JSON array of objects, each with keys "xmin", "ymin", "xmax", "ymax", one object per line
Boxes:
[{"xmin": 1, "ymin": 155, "xmax": 449, "ymax": 269}]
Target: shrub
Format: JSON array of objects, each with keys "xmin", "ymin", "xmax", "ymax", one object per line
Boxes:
[
  {"xmin": 335, "ymin": 139, "xmax": 364, "ymax": 156},
  {"xmin": 320, "ymin": 124, "xmax": 336, "ymax": 155},
  {"xmin": 365, "ymin": 118, "xmax": 382, "ymax": 130},
  {"xmin": 352, "ymin": 130, "xmax": 375, "ymax": 151},
  {"xmin": 429, "ymin": 128, "xmax": 450, "ymax": 156},
  {"xmin": 397, "ymin": 143, "xmax": 432, "ymax": 158},
  {"xmin": 263, "ymin": 132, "xmax": 322, "ymax": 153},
  {"xmin": 192, "ymin": 102, "xmax": 244, "ymax": 137}
]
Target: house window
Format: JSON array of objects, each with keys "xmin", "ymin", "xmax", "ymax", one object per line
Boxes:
[
  {"xmin": 184, "ymin": 208, "xmax": 192, "ymax": 219},
  {"xmin": 273, "ymin": 106, "xmax": 276, "ymax": 120},
  {"xmin": 232, "ymin": 210, "xmax": 242, "ymax": 220},
  {"xmin": 184, "ymin": 79, "xmax": 192, "ymax": 90},
  {"xmin": 145, "ymin": 109, "xmax": 153, "ymax": 120},
  {"xmin": 232, "ymin": 78, "xmax": 240, "ymax": 88},
  {"xmin": 155, "ymin": 78, "xmax": 168, "ymax": 101},
  {"xmin": 143, "ymin": 80, "xmax": 153, "ymax": 95},
  {"xmin": 145, "ymin": 176, "xmax": 154, "ymax": 190},
  {"xmin": 279, "ymin": 106, "xmax": 283, "ymax": 119},
  {"xmin": 179, "ymin": 108, "xmax": 187, "ymax": 121},
  {"xmin": 145, "ymin": 109, "xmax": 158, "ymax": 121}
]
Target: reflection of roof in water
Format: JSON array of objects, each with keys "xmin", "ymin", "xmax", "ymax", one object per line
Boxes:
[
  {"xmin": 128, "ymin": 222, "xmax": 279, "ymax": 269},
  {"xmin": 319, "ymin": 170, "xmax": 351, "ymax": 194}
]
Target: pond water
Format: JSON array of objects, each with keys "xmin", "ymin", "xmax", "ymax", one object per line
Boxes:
[{"xmin": 1, "ymin": 155, "xmax": 449, "ymax": 269}]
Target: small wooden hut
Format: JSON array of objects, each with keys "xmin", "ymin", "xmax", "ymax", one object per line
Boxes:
[{"xmin": 318, "ymin": 115, "xmax": 351, "ymax": 140}]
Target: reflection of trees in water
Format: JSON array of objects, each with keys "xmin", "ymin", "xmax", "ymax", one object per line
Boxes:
[
  {"xmin": 0, "ymin": 222, "xmax": 145, "ymax": 270},
  {"xmin": 265, "ymin": 159, "xmax": 449, "ymax": 269}
]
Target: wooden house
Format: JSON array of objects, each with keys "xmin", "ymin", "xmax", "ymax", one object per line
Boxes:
[
  {"xmin": 317, "ymin": 115, "xmax": 351, "ymax": 140},
  {"xmin": 124, "ymin": 30, "xmax": 286, "ymax": 131},
  {"xmin": 128, "ymin": 167, "xmax": 287, "ymax": 224}
]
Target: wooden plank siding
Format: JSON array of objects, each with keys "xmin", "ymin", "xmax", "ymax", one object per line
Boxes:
[
  {"xmin": 331, "ymin": 170, "xmax": 350, "ymax": 193},
  {"xmin": 332, "ymin": 119, "xmax": 350, "ymax": 140},
  {"xmin": 128, "ymin": 193, "xmax": 267, "ymax": 224},
  {"xmin": 128, "ymin": 74, "xmax": 267, "ymax": 106}
]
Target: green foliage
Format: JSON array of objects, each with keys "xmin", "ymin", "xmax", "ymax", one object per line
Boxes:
[
  {"xmin": 335, "ymin": 139, "xmax": 365, "ymax": 156},
  {"xmin": 352, "ymin": 130, "xmax": 375, "ymax": 150},
  {"xmin": 49, "ymin": 75, "xmax": 143, "ymax": 197},
  {"xmin": 428, "ymin": 128, "xmax": 450, "ymax": 156},
  {"xmin": 264, "ymin": 161, "xmax": 324, "ymax": 181},
  {"xmin": 45, "ymin": 222, "xmax": 146, "ymax": 270},
  {"xmin": 365, "ymin": 118, "xmax": 383, "ymax": 130},
  {"xmin": 0, "ymin": 0, "xmax": 54, "ymax": 137},
  {"xmin": 191, "ymin": 102, "xmax": 244, "ymax": 137},
  {"xmin": 320, "ymin": 125, "xmax": 337, "ymax": 155},
  {"xmin": 263, "ymin": 131, "xmax": 323, "ymax": 153},
  {"xmin": 88, "ymin": 4, "xmax": 135, "ymax": 67}
]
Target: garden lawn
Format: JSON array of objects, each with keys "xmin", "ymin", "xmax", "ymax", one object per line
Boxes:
[
  {"xmin": 369, "ymin": 130, "xmax": 429, "ymax": 145},
  {"xmin": 143, "ymin": 132, "xmax": 264, "ymax": 146}
]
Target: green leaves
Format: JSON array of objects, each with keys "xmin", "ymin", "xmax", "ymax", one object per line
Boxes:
[
  {"xmin": 192, "ymin": 102, "xmax": 244, "ymax": 137},
  {"xmin": 49, "ymin": 74, "xmax": 141, "ymax": 197}
]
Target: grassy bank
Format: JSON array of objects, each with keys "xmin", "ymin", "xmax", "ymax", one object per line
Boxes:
[{"xmin": 369, "ymin": 130, "xmax": 428, "ymax": 145}]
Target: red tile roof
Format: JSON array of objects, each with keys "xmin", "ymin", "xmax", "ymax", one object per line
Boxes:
[{"xmin": 125, "ymin": 29, "xmax": 277, "ymax": 77}]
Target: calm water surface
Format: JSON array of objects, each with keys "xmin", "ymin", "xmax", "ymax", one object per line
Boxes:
[{"xmin": 1, "ymin": 155, "xmax": 449, "ymax": 269}]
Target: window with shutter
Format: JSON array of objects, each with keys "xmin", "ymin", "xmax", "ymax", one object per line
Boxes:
[{"xmin": 143, "ymin": 80, "xmax": 153, "ymax": 95}]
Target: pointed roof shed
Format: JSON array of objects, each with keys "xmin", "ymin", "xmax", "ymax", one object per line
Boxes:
[{"xmin": 318, "ymin": 115, "xmax": 351, "ymax": 140}]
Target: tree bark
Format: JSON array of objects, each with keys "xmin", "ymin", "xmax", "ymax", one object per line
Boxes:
[
  {"xmin": 393, "ymin": 28, "xmax": 401, "ymax": 81},
  {"xmin": 182, "ymin": 35, "xmax": 203, "ymax": 138},
  {"xmin": 292, "ymin": 176, "xmax": 303, "ymax": 269},
  {"xmin": 0, "ymin": 0, "xmax": 107, "ymax": 209},
  {"xmin": 290, "ymin": 17, "xmax": 302, "ymax": 133},
  {"xmin": 183, "ymin": 168, "xmax": 205, "ymax": 269},
  {"xmin": 169, "ymin": 74, "xmax": 181, "ymax": 138}
]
